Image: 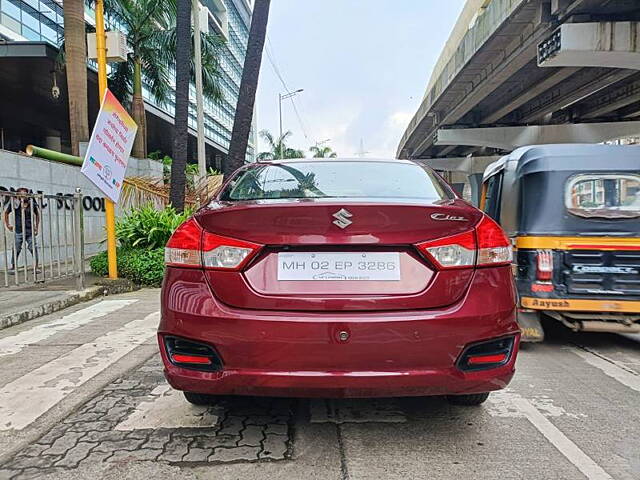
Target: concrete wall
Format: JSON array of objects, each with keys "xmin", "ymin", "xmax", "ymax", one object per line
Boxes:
[{"xmin": 0, "ymin": 150, "xmax": 164, "ymax": 268}]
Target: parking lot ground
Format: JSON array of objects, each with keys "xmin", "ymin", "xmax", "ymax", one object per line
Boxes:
[{"xmin": 0, "ymin": 289, "xmax": 638, "ymax": 480}]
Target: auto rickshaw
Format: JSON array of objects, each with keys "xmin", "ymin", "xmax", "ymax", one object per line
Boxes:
[{"xmin": 480, "ymin": 144, "xmax": 640, "ymax": 342}]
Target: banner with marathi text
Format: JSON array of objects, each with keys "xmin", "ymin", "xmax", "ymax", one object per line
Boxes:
[{"xmin": 81, "ymin": 89, "xmax": 138, "ymax": 203}]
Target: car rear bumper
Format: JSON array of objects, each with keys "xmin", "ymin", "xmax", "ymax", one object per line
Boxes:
[
  {"xmin": 159, "ymin": 266, "xmax": 520, "ymax": 398},
  {"xmin": 159, "ymin": 362, "xmax": 517, "ymax": 398}
]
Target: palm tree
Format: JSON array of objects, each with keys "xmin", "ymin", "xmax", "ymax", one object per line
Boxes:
[
  {"xmin": 170, "ymin": 0, "xmax": 191, "ymax": 211},
  {"xmin": 225, "ymin": 0, "xmax": 271, "ymax": 176},
  {"xmin": 310, "ymin": 145, "xmax": 337, "ymax": 158},
  {"xmin": 105, "ymin": 0, "xmax": 224, "ymax": 159},
  {"xmin": 257, "ymin": 130, "xmax": 304, "ymax": 160},
  {"xmin": 63, "ymin": 0, "xmax": 89, "ymax": 156}
]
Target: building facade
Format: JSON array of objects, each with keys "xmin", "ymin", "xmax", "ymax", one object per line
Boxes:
[{"xmin": 0, "ymin": 0, "xmax": 255, "ymax": 166}]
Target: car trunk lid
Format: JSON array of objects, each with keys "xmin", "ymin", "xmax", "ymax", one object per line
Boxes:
[{"xmin": 195, "ymin": 200, "xmax": 482, "ymax": 311}]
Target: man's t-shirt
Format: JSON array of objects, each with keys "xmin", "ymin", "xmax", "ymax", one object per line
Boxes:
[{"xmin": 5, "ymin": 198, "xmax": 39, "ymax": 234}]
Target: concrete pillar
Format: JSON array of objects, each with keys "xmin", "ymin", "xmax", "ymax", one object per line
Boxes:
[
  {"xmin": 467, "ymin": 173, "xmax": 484, "ymax": 207},
  {"xmin": 417, "ymin": 156, "xmax": 500, "ymax": 205}
]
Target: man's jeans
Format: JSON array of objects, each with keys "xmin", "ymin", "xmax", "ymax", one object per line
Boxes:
[{"xmin": 12, "ymin": 232, "xmax": 38, "ymax": 270}]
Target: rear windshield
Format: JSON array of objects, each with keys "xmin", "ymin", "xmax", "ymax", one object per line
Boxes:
[
  {"xmin": 219, "ymin": 161, "xmax": 451, "ymax": 201},
  {"xmin": 565, "ymin": 173, "xmax": 640, "ymax": 219}
]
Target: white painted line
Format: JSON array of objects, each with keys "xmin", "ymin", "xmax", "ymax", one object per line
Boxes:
[
  {"xmin": 0, "ymin": 311, "xmax": 159, "ymax": 431},
  {"xmin": 0, "ymin": 299, "xmax": 137, "ymax": 357},
  {"xmin": 488, "ymin": 390, "xmax": 611, "ymax": 479},
  {"xmin": 115, "ymin": 385, "xmax": 218, "ymax": 430},
  {"xmin": 570, "ymin": 347, "xmax": 640, "ymax": 393},
  {"xmin": 487, "ymin": 389, "xmax": 586, "ymax": 419},
  {"xmin": 310, "ymin": 399, "xmax": 406, "ymax": 424},
  {"xmin": 511, "ymin": 397, "xmax": 613, "ymax": 480}
]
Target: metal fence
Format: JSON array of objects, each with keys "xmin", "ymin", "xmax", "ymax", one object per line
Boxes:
[{"xmin": 0, "ymin": 189, "xmax": 85, "ymax": 290}]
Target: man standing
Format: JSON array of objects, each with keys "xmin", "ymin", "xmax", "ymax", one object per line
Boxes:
[{"xmin": 3, "ymin": 187, "xmax": 40, "ymax": 273}]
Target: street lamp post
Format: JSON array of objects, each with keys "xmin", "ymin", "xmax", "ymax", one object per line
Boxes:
[{"xmin": 278, "ymin": 89, "xmax": 303, "ymax": 158}]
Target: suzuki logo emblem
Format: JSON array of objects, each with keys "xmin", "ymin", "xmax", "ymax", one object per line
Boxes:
[{"xmin": 332, "ymin": 208, "xmax": 353, "ymax": 229}]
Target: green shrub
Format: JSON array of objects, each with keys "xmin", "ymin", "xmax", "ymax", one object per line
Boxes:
[
  {"xmin": 90, "ymin": 247, "xmax": 165, "ymax": 287},
  {"xmin": 90, "ymin": 250, "xmax": 109, "ymax": 277},
  {"xmin": 120, "ymin": 248, "xmax": 165, "ymax": 286},
  {"xmin": 116, "ymin": 205, "xmax": 192, "ymax": 250},
  {"xmin": 93, "ymin": 205, "xmax": 193, "ymax": 287}
]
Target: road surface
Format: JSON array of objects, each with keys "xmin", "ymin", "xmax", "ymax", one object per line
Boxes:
[{"xmin": 0, "ymin": 289, "xmax": 638, "ymax": 479}]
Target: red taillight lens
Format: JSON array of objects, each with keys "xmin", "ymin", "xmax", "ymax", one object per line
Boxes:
[
  {"xmin": 417, "ymin": 230, "xmax": 476, "ymax": 269},
  {"xmin": 416, "ymin": 214, "xmax": 511, "ymax": 270},
  {"xmin": 536, "ymin": 249, "xmax": 554, "ymax": 281},
  {"xmin": 475, "ymin": 215, "xmax": 512, "ymax": 267},
  {"xmin": 164, "ymin": 218, "xmax": 262, "ymax": 270},
  {"xmin": 165, "ymin": 218, "xmax": 203, "ymax": 267},
  {"xmin": 202, "ymin": 231, "xmax": 261, "ymax": 270}
]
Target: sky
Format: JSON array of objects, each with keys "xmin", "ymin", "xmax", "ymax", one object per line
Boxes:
[{"xmin": 254, "ymin": 0, "xmax": 466, "ymax": 159}]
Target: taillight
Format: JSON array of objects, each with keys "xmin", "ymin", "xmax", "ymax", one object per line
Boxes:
[
  {"xmin": 417, "ymin": 231, "xmax": 476, "ymax": 269},
  {"xmin": 165, "ymin": 218, "xmax": 202, "ymax": 267},
  {"xmin": 202, "ymin": 231, "xmax": 261, "ymax": 270},
  {"xmin": 475, "ymin": 215, "xmax": 512, "ymax": 266},
  {"xmin": 536, "ymin": 249, "xmax": 554, "ymax": 281},
  {"xmin": 164, "ymin": 218, "xmax": 262, "ymax": 270},
  {"xmin": 416, "ymin": 214, "xmax": 512, "ymax": 269}
]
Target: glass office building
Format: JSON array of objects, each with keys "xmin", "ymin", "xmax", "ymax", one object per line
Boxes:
[{"xmin": 0, "ymin": 0, "xmax": 255, "ymax": 164}]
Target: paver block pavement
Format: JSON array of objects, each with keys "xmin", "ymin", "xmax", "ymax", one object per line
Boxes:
[{"xmin": 0, "ymin": 356, "xmax": 294, "ymax": 479}]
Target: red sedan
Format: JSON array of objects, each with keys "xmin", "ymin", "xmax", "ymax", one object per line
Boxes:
[{"xmin": 159, "ymin": 159, "xmax": 520, "ymax": 405}]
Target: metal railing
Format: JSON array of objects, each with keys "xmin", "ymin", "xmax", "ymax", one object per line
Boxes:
[{"xmin": 0, "ymin": 189, "xmax": 85, "ymax": 290}]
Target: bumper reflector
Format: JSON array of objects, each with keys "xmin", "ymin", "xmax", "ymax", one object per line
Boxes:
[
  {"xmin": 171, "ymin": 354, "xmax": 212, "ymax": 365},
  {"xmin": 164, "ymin": 336, "xmax": 223, "ymax": 372},
  {"xmin": 457, "ymin": 336, "xmax": 515, "ymax": 371},
  {"xmin": 467, "ymin": 353, "xmax": 508, "ymax": 365}
]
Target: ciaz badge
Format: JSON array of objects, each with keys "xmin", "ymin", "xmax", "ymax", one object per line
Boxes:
[{"xmin": 430, "ymin": 213, "xmax": 467, "ymax": 222}]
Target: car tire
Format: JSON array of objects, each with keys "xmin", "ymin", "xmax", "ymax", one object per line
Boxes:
[
  {"xmin": 446, "ymin": 392, "xmax": 490, "ymax": 406},
  {"xmin": 183, "ymin": 391, "xmax": 217, "ymax": 406}
]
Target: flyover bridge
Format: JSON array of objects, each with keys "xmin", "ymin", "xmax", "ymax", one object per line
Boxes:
[{"xmin": 397, "ymin": 0, "xmax": 640, "ymax": 186}]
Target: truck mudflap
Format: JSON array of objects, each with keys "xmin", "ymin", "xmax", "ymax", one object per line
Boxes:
[{"xmin": 517, "ymin": 311, "xmax": 545, "ymax": 342}]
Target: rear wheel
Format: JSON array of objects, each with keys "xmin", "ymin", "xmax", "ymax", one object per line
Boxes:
[
  {"xmin": 183, "ymin": 391, "xmax": 217, "ymax": 406},
  {"xmin": 446, "ymin": 392, "xmax": 490, "ymax": 406}
]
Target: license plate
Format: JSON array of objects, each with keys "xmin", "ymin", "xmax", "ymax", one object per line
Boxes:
[{"xmin": 277, "ymin": 252, "xmax": 401, "ymax": 281}]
